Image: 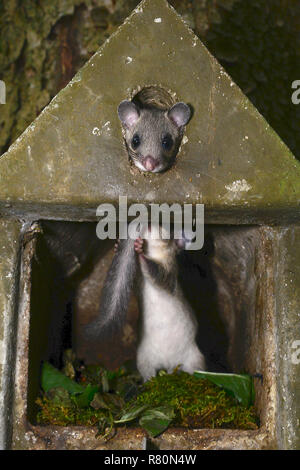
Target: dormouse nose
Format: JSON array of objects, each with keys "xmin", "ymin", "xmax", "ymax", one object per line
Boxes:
[{"xmin": 143, "ymin": 156, "xmax": 158, "ymax": 172}]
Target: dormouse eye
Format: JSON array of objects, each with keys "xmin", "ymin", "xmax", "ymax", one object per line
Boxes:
[
  {"xmin": 162, "ymin": 133, "xmax": 173, "ymax": 151},
  {"xmin": 131, "ymin": 134, "xmax": 140, "ymax": 149}
]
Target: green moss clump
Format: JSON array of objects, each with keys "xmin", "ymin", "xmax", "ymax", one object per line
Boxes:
[
  {"xmin": 132, "ymin": 371, "xmax": 258, "ymax": 430},
  {"xmin": 36, "ymin": 395, "xmax": 107, "ymax": 427},
  {"xmin": 36, "ymin": 363, "xmax": 259, "ymax": 432}
]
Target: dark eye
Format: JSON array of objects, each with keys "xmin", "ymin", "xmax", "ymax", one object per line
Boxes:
[
  {"xmin": 162, "ymin": 133, "xmax": 173, "ymax": 151},
  {"xmin": 131, "ymin": 134, "xmax": 140, "ymax": 149}
]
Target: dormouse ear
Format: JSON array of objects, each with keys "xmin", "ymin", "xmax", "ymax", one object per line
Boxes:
[
  {"xmin": 117, "ymin": 100, "xmax": 140, "ymax": 128},
  {"xmin": 168, "ymin": 102, "xmax": 191, "ymax": 128}
]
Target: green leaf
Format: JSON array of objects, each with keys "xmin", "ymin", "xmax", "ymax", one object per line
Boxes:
[
  {"xmin": 117, "ymin": 382, "xmax": 139, "ymax": 402},
  {"xmin": 193, "ymin": 371, "xmax": 254, "ymax": 407},
  {"xmin": 41, "ymin": 362, "xmax": 99, "ymax": 408},
  {"xmin": 45, "ymin": 387, "xmax": 72, "ymax": 407},
  {"xmin": 72, "ymin": 384, "xmax": 99, "ymax": 408},
  {"xmin": 139, "ymin": 405, "xmax": 175, "ymax": 438},
  {"xmin": 90, "ymin": 392, "xmax": 125, "ymax": 411},
  {"xmin": 41, "ymin": 362, "xmax": 84, "ymax": 395},
  {"xmin": 114, "ymin": 404, "xmax": 150, "ymax": 423}
]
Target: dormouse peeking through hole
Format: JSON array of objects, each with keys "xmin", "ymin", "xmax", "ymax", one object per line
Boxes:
[{"xmin": 117, "ymin": 89, "xmax": 191, "ymax": 173}]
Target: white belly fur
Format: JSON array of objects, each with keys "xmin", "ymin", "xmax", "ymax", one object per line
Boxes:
[{"xmin": 137, "ymin": 279, "xmax": 205, "ymax": 381}]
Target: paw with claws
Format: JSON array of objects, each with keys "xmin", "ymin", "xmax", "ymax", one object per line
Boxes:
[
  {"xmin": 134, "ymin": 237, "xmax": 144, "ymax": 255},
  {"xmin": 113, "ymin": 239, "xmax": 120, "ymax": 253}
]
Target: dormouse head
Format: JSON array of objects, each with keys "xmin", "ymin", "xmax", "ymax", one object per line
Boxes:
[{"xmin": 118, "ymin": 100, "xmax": 191, "ymax": 173}]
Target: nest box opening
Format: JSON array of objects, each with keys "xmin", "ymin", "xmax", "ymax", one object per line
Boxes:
[
  {"xmin": 131, "ymin": 86, "xmax": 176, "ymax": 109},
  {"xmin": 18, "ymin": 219, "xmax": 274, "ymax": 443}
]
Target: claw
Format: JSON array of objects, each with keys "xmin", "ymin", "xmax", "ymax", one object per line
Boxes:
[
  {"xmin": 134, "ymin": 237, "xmax": 144, "ymax": 254},
  {"xmin": 113, "ymin": 239, "xmax": 120, "ymax": 253}
]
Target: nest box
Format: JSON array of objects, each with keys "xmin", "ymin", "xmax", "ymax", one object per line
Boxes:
[{"xmin": 0, "ymin": 0, "xmax": 299, "ymax": 450}]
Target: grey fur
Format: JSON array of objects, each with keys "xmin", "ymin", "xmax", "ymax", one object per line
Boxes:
[
  {"xmin": 85, "ymin": 238, "xmax": 137, "ymax": 337},
  {"xmin": 118, "ymin": 100, "xmax": 191, "ymax": 173}
]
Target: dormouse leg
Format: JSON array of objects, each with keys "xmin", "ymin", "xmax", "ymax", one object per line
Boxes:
[{"xmin": 134, "ymin": 237, "xmax": 176, "ymax": 293}]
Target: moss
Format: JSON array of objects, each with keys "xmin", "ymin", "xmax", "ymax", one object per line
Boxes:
[
  {"xmin": 0, "ymin": 0, "xmax": 79, "ymax": 152},
  {"xmin": 36, "ymin": 368, "xmax": 258, "ymax": 431},
  {"xmin": 1, "ymin": 0, "xmax": 299, "ymax": 160},
  {"xmin": 36, "ymin": 395, "xmax": 107, "ymax": 426},
  {"xmin": 0, "ymin": 0, "xmax": 121, "ymax": 153},
  {"xmin": 132, "ymin": 371, "xmax": 258, "ymax": 430},
  {"xmin": 199, "ymin": 0, "xmax": 300, "ymax": 160}
]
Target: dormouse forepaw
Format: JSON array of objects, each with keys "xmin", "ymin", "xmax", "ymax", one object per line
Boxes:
[
  {"xmin": 134, "ymin": 237, "xmax": 144, "ymax": 254},
  {"xmin": 113, "ymin": 239, "xmax": 120, "ymax": 253}
]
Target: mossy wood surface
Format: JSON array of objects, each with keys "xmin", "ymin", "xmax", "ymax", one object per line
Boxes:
[
  {"xmin": 1, "ymin": 1, "xmax": 299, "ymax": 163},
  {"xmin": 0, "ymin": 0, "xmax": 299, "ymax": 220}
]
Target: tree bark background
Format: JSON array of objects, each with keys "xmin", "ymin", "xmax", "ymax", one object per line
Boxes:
[{"xmin": 0, "ymin": 0, "xmax": 299, "ymax": 160}]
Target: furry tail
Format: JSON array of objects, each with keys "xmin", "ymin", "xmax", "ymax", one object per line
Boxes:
[{"xmin": 85, "ymin": 239, "xmax": 137, "ymax": 338}]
